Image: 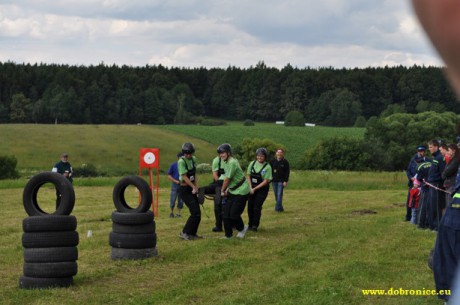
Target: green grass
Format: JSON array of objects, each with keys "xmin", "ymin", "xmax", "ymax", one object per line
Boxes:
[
  {"xmin": 0, "ymin": 171, "xmax": 407, "ymax": 191},
  {"xmin": 159, "ymin": 122, "xmax": 365, "ymax": 167},
  {"xmin": 0, "ymin": 123, "xmax": 363, "ymax": 176},
  {"xmin": 0, "ymin": 172, "xmax": 440, "ymax": 305},
  {"xmin": 0, "ymin": 124, "xmax": 217, "ymax": 176}
]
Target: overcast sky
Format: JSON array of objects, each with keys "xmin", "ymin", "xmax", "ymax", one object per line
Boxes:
[{"xmin": 0, "ymin": 0, "xmax": 444, "ymax": 69}]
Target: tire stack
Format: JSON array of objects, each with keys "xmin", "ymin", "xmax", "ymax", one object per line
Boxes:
[
  {"xmin": 109, "ymin": 176, "xmax": 158, "ymax": 260},
  {"xmin": 19, "ymin": 172, "xmax": 78, "ymax": 289}
]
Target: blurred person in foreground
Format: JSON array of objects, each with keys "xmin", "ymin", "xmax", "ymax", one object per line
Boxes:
[{"xmin": 412, "ymin": 1, "xmax": 460, "ymax": 303}]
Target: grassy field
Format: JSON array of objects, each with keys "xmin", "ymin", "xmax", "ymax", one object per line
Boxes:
[
  {"xmin": 0, "ymin": 172, "xmax": 441, "ymax": 305},
  {"xmin": 0, "ymin": 124, "xmax": 217, "ymax": 176},
  {"xmin": 0, "ymin": 124, "xmax": 364, "ymax": 177},
  {"xmin": 159, "ymin": 122, "xmax": 365, "ymax": 167}
]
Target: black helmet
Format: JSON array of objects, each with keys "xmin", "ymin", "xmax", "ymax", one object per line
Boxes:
[
  {"xmin": 181, "ymin": 142, "xmax": 195, "ymax": 154},
  {"xmin": 217, "ymin": 143, "xmax": 232, "ymax": 154},
  {"xmin": 255, "ymin": 147, "xmax": 268, "ymax": 158}
]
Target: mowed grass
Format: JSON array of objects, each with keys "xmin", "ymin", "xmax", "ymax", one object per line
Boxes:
[
  {"xmin": 159, "ymin": 122, "xmax": 365, "ymax": 167},
  {"xmin": 0, "ymin": 172, "xmax": 440, "ymax": 305},
  {"xmin": 0, "ymin": 124, "xmax": 217, "ymax": 176},
  {"xmin": 0, "ymin": 123, "xmax": 363, "ymax": 175}
]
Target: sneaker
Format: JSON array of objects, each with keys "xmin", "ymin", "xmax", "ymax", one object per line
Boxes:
[
  {"xmin": 236, "ymin": 225, "xmax": 249, "ymax": 238},
  {"xmin": 189, "ymin": 234, "xmax": 203, "ymax": 240},
  {"xmin": 175, "ymin": 214, "xmax": 181, "ymax": 218},
  {"xmin": 212, "ymin": 227, "xmax": 223, "ymax": 232},
  {"xmin": 179, "ymin": 232, "xmax": 190, "ymax": 240},
  {"xmin": 169, "ymin": 212, "xmax": 174, "ymax": 218},
  {"xmin": 250, "ymin": 226, "xmax": 258, "ymax": 232}
]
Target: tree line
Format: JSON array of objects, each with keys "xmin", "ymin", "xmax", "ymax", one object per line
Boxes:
[{"xmin": 0, "ymin": 61, "xmax": 457, "ymax": 125}]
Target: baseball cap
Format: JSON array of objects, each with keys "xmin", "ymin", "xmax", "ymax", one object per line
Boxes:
[{"xmin": 416, "ymin": 145, "xmax": 426, "ymax": 151}]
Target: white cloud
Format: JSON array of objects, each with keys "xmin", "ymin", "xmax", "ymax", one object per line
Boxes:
[{"xmin": 0, "ymin": 0, "xmax": 443, "ymax": 68}]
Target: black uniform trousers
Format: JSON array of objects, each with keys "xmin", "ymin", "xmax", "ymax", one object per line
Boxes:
[
  {"xmin": 427, "ymin": 182, "xmax": 446, "ymax": 231},
  {"xmin": 203, "ymin": 181, "xmax": 223, "ymax": 229},
  {"xmin": 433, "ymin": 204, "xmax": 460, "ymax": 301},
  {"xmin": 417, "ymin": 188, "xmax": 429, "ymax": 229},
  {"xmin": 222, "ymin": 193, "xmax": 248, "ymax": 238},
  {"xmin": 180, "ymin": 185, "xmax": 201, "ymax": 236},
  {"xmin": 248, "ymin": 186, "xmax": 269, "ymax": 229}
]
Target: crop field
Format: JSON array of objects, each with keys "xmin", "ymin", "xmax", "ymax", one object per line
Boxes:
[
  {"xmin": 159, "ymin": 122, "xmax": 365, "ymax": 167},
  {"xmin": 0, "ymin": 123, "xmax": 363, "ymax": 176},
  {"xmin": 0, "ymin": 173, "xmax": 439, "ymax": 305}
]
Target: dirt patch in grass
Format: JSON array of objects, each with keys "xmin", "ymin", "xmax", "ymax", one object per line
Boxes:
[
  {"xmin": 384, "ymin": 203, "xmax": 405, "ymax": 209},
  {"xmin": 351, "ymin": 209, "xmax": 377, "ymax": 215}
]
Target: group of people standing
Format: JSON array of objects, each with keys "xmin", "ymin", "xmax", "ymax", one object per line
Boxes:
[
  {"xmin": 405, "ymin": 139, "xmax": 460, "ymax": 303},
  {"xmin": 405, "ymin": 140, "xmax": 460, "ymax": 231},
  {"xmin": 167, "ymin": 143, "xmax": 290, "ymax": 240}
]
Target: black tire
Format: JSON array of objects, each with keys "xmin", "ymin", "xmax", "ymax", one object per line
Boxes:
[
  {"xmin": 23, "ymin": 172, "xmax": 75, "ymax": 216},
  {"xmin": 113, "ymin": 176, "xmax": 152, "ymax": 213},
  {"xmin": 19, "ymin": 275, "xmax": 73, "ymax": 289},
  {"xmin": 112, "ymin": 222, "xmax": 155, "ymax": 234},
  {"xmin": 24, "ymin": 247, "xmax": 78, "ymax": 263},
  {"xmin": 109, "ymin": 232, "xmax": 157, "ymax": 249},
  {"xmin": 23, "ymin": 215, "xmax": 77, "ymax": 232},
  {"xmin": 111, "ymin": 210, "xmax": 154, "ymax": 225},
  {"xmin": 23, "ymin": 262, "xmax": 78, "ymax": 278},
  {"xmin": 111, "ymin": 247, "xmax": 158, "ymax": 260},
  {"xmin": 22, "ymin": 231, "xmax": 79, "ymax": 248}
]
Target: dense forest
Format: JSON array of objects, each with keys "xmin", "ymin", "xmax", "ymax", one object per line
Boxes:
[{"xmin": 0, "ymin": 61, "xmax": 457, "ymax": 126}]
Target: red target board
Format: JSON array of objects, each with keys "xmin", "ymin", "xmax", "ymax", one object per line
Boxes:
[
  {"xmin": 138, "ymin": 148, "xmax": 160, "ymax": 217},
  {"xmin": 139, "ymin": 148, "xmax": 159, "ymax": 169}
]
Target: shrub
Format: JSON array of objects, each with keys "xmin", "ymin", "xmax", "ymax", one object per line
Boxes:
[
  {"xmin": 300, "ymin": 137, "xmax": 371, "ymax": 171},
  {"xmin": 196, "ymin": 163, "xmax": 212, "ymax": 174},
  {"xmin": 0, "ymin": 155, "xmax": 19, "ymax": 179},
  {"xmin": 243, "ymin": 119, "xmax": 255, "ymax": 126},
  {"xmin": 233, "ymin": 138, "xmax": 285, "ymax": 169},
  {"xmin": 284, "ymin": 111, "xmax": 305, "ymax": 126},
  {"xmin": 73, "ymin": 163, "xmax": 100, "ymax": 177}
]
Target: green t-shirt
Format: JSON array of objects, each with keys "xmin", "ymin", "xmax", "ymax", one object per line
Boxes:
[
  {"xmin": 212, "ymin": 156, "xmax": 225, "ymax": 180},
  {"xmin": 247, "ymin": 161, "xmax": 273, "ymax": 181},
  {"xmin": 178, "ymin": 156, "xmax": 197, "ymax": 183},
  {"xmin": 222, "ymin": 157, "xmax": 250, "ymax": 195}
]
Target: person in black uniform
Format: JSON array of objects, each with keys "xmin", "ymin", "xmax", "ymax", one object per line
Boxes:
[
  {"xmin": 412, "ymin": 2, "xmax": 460, "ymax": 302},
  {"xmin": 51, "ymin": 152, "xmax": 73, "ymax": 209},
  {"xmin": 426, "ymin": 139, "xmax": 446, "ymax": 231},
  {"xmin": 270, "ymin": 148, "xmax": 290, "ymax": 212}
]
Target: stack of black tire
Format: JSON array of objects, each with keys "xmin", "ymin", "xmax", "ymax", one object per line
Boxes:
[
  {"xmin": 109, "ymin": 176, "xmax": 158, "ymax": 260},
  {"xmin": 20, "ymin": 172, "xmax": 78, "ymax": 289}
]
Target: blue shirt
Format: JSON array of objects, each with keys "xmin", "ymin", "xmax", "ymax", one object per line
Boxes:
[
  {"xmin": 427, "ymin": 150, "xmax": 446, "ymax": 183},
  {"xmin": 167, "ymin": 162, "xmax": 180, "ymax": 181}
]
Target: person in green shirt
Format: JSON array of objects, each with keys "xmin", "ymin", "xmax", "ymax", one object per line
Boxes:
[
  {"xmin": 177, "ymin": 142, "xmax": 201, "ymax": 241},
  {"xmin": 246, "ymin": 148, "xmax": 273, "ymax": 231},
  {"xmin": 219, "ymin": 143, "xmax": 250, "ymax": 239}
]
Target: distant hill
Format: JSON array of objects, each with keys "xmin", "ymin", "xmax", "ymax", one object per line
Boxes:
[
  {"xmin": 0, "ymin": 124, "xmax": 217, "ymax": 176},
  {"xmin": 0, "ymin": 123, "xmax": 364, "ymax": 175}
]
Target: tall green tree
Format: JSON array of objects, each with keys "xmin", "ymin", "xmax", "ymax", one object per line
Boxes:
[{"xmin": 10, "ymin": 93, "xmax": 32, "ymax": 122}]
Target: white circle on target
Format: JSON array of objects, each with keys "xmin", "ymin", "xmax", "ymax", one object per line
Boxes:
[{"xmin": 143, "ymin": 152, "xmax": 156, "ymax": 164}]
